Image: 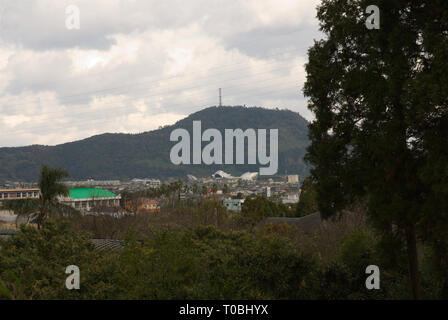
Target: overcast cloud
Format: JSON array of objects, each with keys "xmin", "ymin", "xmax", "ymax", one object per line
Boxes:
[{"xmin": 0, "ymin": 0, "xmax": 323, "ymax": 147}]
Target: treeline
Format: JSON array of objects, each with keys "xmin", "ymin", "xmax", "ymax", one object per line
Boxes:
[{"xmin": 0, "ymin": 215, "xmax": 446, "ymax": 299}]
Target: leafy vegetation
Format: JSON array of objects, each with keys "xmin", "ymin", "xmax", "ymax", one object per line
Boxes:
[
  {"xmin": 0, "ymin": 213, "xmax": 445, "ymax": 300},
  {"xmin": 304, "ymin": 0, "xmax": 448, "ymax": 299},
  {"xmin": 296, "ymin": 177, "xmax": 317, "ymax": 217},
  {"xmin": 242, "ymin": 195, "xmax": 296, "ymax": 225}
]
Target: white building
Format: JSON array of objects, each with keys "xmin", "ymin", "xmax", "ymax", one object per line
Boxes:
[
  {"xmin": 282, "ymin": 192, "xmax": 300, "ymax": 204},
  {"xmin": 0, "ymin": 188, "xmax": 40, "ymax": 205},
  {"xmin": 287, "ymin": 175, "xmax": 299, "ymax": 184},
  {"xmin": 147, "ymin": 179, "xmax": 161, "ymax": 188},
  {"xmin": 131, "ymin": 178, "xmax": 161, "ymax": 188}
]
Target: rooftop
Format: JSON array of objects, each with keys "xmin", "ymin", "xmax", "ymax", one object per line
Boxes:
[
  {"xmin": 0, "ymin": 188, "xmax": 40, "ymax": 192},
  {"xmin": 68, "ymin": 188, "xmax": 119, "ymax": 199}
]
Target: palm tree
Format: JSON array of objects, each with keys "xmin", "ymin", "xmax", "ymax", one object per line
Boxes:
[
  {"xmin": 37, "ymin": 165, "xmax": 70, "ymax": 228},
  {"xmin": 175, "ymin": 179, "xmax": 183, "ymax": 200},
  {"xmin": 201, "ymin": 185, "xmax": 208, "ymax": 197},
  {"xmin": 223, "ymin": 184, "xmax": 229, "ymax": 195},
  {"xmin": 192, "ymin": 183, "xmax": 199, "ymax": 195}
]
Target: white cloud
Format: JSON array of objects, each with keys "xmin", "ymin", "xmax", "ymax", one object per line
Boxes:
[{"xmin": 0, "ymin": 0, "xmax": 323, "ymax": 147}]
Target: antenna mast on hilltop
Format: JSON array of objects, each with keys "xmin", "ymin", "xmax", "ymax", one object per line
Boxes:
[{"xmin": 219, "ymin": 88, "xmax": 222, "ymax": 107}]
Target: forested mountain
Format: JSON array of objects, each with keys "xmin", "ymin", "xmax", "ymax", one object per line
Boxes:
[{"xmin": 0, "ymin": 106, "xmax": 310, "ymax": 182}]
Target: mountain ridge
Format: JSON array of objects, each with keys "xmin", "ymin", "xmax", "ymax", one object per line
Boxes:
[{"xmin": 0, "ymin": 106, "xmax": 310, "ymax": 182}]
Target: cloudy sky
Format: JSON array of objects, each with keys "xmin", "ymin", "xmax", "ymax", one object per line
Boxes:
[{"xmin": 0, "ymin": 0, "xmax": 323, "ymax": 147}]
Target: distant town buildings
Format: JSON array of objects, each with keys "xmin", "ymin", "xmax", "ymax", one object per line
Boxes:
[
  {"xmin": 287, "ymin": 174, "xmax": 299, "ymax": 184},
  {"xmin": 281, "ymin": 192, "xmax": 300, "ymax": 205},
  {"xmin": 64, "ymin": 179, "xmax": 121, "ymax": 187},
  {"xmin": 211, "ymin": 170, "xmax": 258, "ymax": 181},
  {"xmin": 64, "ymin": 178, "xmax": 161, "ymax": 188},
  {"xmin": 147, "ymin": 179, "xmax": 161, "ymax": 188},
  {"xmin": 0, "ymin": 188, "xmax": 40, "ymax": 204},
  {"xmin": 0, "ymin": 172, "xmax": 305, "ymax": 228},
  {"xmin": 131, "ymin": 178, "xmax": 161, "ymax": 188}
]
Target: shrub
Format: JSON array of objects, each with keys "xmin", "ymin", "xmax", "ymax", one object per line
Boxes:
[
  {"xmin": 0, "ymin": 220, "xmax": 98, "ymax": 299},
  {"xmin": 337, "ymin": 228, "xmax": 376, "ymax": 273}
]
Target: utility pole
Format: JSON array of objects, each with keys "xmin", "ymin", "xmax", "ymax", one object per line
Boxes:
[{"xmin": 219, "ymin": 88, "xmax": 222, "ymax": 107}]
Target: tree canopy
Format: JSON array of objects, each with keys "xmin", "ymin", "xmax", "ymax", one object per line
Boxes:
[{"xmin": 304, "ymin": 0, "xmax": 448, "ymax": 299}]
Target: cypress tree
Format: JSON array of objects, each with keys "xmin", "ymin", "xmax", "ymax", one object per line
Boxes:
[{"xmin": 304, "ymin": 0, "xmax": 448, "ymax": 299}]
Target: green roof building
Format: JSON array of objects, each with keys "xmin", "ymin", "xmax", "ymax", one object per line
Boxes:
[
  {"xmin": 60, "ymin": 188, "xmax": 121, "ymax": 212},
  {"xmin": 68, "ymin": 188, "xmax": 118, "ymax": 199}
]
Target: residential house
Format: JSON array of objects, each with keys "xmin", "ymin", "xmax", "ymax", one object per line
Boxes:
[{"xmin": 125, "ymin": 197, "xmax": 160, "ymax": 213}]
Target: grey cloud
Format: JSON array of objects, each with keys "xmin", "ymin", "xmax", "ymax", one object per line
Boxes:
[
  {"xmin": 0, "ymin": 0, "xmax": 322, "ymax": 147},
  {"xmin": 223, "ymin": 26, "xmax": 323, "ymax": 59}
]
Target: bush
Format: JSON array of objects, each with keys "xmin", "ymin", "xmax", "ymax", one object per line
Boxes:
[
  {"xmin": 0, "ymin": 220, "xmax": 98, "ymax": 299},
  {"xmin": 2, "ymin": 216, "xmax": 440, "ymax": 300},
  {"xmin": 337, "ymin": 228, "xmax": 376, "ymax": 273}
]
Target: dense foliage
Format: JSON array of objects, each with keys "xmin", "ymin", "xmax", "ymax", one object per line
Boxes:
[
  {"xmin": 296, "ymin": 177, "xmax": 318, "ymax": 217},
  {"xmin": 242, "ymin": 195, "xmax": 297, "ymax": 225},
  {"xmin": 304, "ymin": 0, "xmax": 448, "ymax": 299},
  {"xmin": 0, "ymin": 218, "xmax": 445, "ymax": 300}
]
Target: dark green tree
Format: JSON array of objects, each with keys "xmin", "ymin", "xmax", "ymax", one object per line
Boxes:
[
  {"xmin": 192, "ymin": 183, "xmax": 199, "ymax": 195},
  {"xmin": 304, "ymin": 0, "xmax": 448, "ymax": 299},
  {"xmin": 242, "ymin": 195, "xmax": 293, "ymax": 223},
  {"xmin": 296, "ymin": 177, "xmax": 318, "ymax": 217},
  {"xmin": 201, "ymin": 185, "xmax": 208, "ymax": 196}
]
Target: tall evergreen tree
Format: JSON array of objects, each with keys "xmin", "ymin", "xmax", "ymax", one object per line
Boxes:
[
  {"xmin": 296, "ymin": 177, "xmax": 318, "ymax": 217},
  {"xmin": 304, "ymin": 0, "xmax": 448, "ymax": 299}
]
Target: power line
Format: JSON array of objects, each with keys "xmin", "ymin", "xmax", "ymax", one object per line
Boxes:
[
  {"xmin": 1, "ymin": 73, "xmax": 300, "ymax": 126},
  {"xmin": 0, "ymin": 63, "xmax": 298, "ymax": 118},
  {"xmin": 0, "ymin": 84, "xmax": 300, "ymax": 140},
  {"xmin": 0, "ymin": 27, "xmax": 309, "ymax": 86},
  {"xmin": 1, "ymin": 82, "xmax": 300, "ymax": 137},
  {"xmin": 0, "ymin": 46, "xmax": 308, "ymax": 109}
]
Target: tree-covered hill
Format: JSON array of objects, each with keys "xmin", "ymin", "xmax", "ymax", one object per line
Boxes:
[{"xmin": 0, "ymin": 106, "xmax": 310, "ymax": 182}]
